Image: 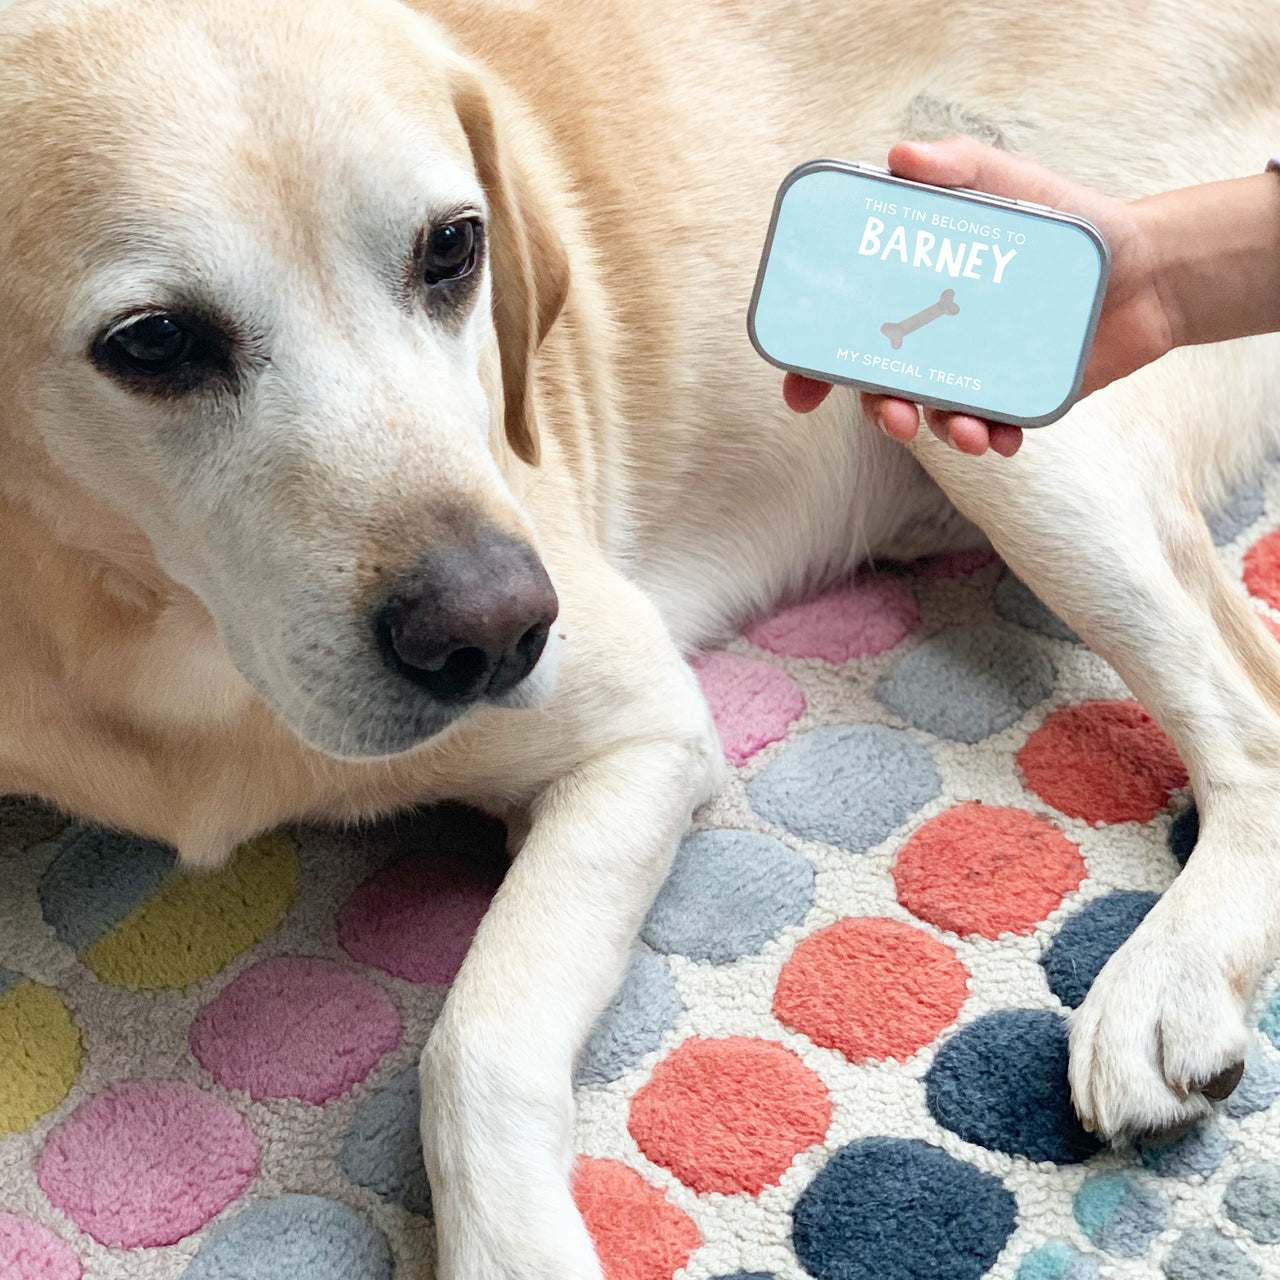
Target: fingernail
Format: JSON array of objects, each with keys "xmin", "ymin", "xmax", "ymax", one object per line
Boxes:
[{"xmin": 874, "ymin": 413, "xmax": 888, "ymax": 435}]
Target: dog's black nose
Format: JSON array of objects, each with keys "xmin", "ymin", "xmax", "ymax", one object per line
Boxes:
[{"xmin": 373, "ymin": 532, "xmax": 558, "ymax": 703}]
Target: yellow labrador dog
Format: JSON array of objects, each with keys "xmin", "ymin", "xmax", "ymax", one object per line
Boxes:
[{"xmin": 4, "ymin": 0, "xmax": 1280, "ymax": 1273}]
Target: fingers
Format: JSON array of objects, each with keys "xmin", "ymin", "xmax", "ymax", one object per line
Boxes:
[
  {"xmin": 782, "ymin": 372, "xmax": 833, "ymax": 413},
  {"xmin": 885, "ymin": 136, "xmax": 1080, "ymax": 212},
  {"xmin": 860, "ymin": 393, "xmax": 921, "ymax": 442},
  {"xmin": 921, "ymin": 407, "xmax": 1024, "ymax": 456}
]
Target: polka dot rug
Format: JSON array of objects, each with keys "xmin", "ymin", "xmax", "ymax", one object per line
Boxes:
[{"xmin": 6, "ymin": 462, "xmax": 1280, "ymax": 1279}]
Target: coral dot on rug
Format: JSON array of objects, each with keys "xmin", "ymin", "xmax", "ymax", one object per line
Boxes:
[
  {"xmin": 640, "ymin": 829, "xmax": 814, "ymax": 963},
  {"xmin": 1018, "ymin": 701, "xmax": 1186, "ymax": 824},
  {"xmin": 627, "ymin": 1037, "xmax": 831, "ymax": 1194},
  {"xmin": 182, "ymin": 1195, "xmax": 392, "ymax": 1280},
  {"xmin": 773, "ymin": 917, "xmax": 967, "ymax": 1062},
  {"xmin": 0, "ymin": 1213, "xmax": 82, "ymax": 1280},
  {"xmin": 791, "ymin": 1137, "xmax": 1016, "ymax": 1280},
  {"xmin": 190, "ymin": 956, "xmax": 401, "ymax": 1103},
  {"xmin": 1244, "ymin": 527, "xmax": 1280, "ymax": 611},
  {"xmin": 37, "ymin": 1080, "xmax": 258, "ymax": 1247},
  {"xmin": 691, "ymin": 652, "xmax": 805, "ymax": 765},
  {"xmin": 926, "ymin": 1010, "xmax": 1101, "ymax": 1163},
  {"xmin": 746, "ymin": 724, "xmax": 940, "ymax": 852},
  {"xmin": 893, "ymin": 803, "xmax": 1084, "ymax": 937},
  {"xmin": 572, "ymin": 1158, "xmax": 700, "ymax": 1280}
]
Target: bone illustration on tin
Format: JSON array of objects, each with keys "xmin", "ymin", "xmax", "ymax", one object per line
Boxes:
[{"xmin": 881, "ymin": 289, "xmax": 960, "ymax": 349}]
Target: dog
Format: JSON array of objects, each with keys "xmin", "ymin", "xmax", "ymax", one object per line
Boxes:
[{"xmin": 4, "ymin": 0, "xmax": 1280, "ymax": 1274}]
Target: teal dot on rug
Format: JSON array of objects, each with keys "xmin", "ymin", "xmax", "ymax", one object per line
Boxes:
[
  {"xmin": 1073, "ymin": 1173, "xmax": 1166, "ymax": 1257},
  {"xmin": 640, "ymin": 829, "xmax": 814, "ymax": 962},
  {"xmin": 745, "ymin": 725, "xmax": 940, "ymax": 852},
  {"xmin": 574, "ymin": 950, "xmax": 682, "ymax": 1086},
  {"xmin": 182, "ymin": 1195, "xmax": 391, "ymax": 1280},
  {"xmin": 1137, "ymin": 1122, "xmax": 1228, "ymax": 1178},
  {"xmin": 877, "ymin": 626, "xmax": 1055, "ymax": 743},
  {"xmin": 1224, "ymin": 1164, "xmax": 1280, "ymax": 1243},
  {"xmin": 1222, "ymin": 1052, "xmax": 1280, "ymax": 1118},
  {"xmin": 337, "ymin": 1067, "xmax": 431, "ymax": 1216},
  {"xmin": 995, "ymin": 576, "xmax": 1080, "ymax": 644},
  {"xmin": 1016, "ymin": 1242, "xmax": 1100, "ymax": 1280},
  {"xmin": 1162, "ymin": 1229, "xmax": 1259, "ymax": 1280}
]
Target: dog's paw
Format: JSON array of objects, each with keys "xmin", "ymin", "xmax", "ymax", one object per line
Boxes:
[{"xmin": 1068, "ymin": 917, "xmax": 1251, "ymax": 1139}]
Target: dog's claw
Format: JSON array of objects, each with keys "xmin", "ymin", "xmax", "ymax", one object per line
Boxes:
[{"xmin": 1197, "ymin": 1060, "xmax": 1245, "ymax": 1101}]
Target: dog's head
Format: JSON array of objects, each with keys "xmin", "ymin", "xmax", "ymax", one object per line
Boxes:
[{"xmin": 0, "ymin": 0, "xmax": 570, "ymax": 757}]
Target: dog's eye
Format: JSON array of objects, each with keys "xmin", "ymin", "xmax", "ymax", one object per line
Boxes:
[
  {"xmin": 423, "ymin": 219, "xmax": 481, "ymax": 285},
  {"xmin": 104, "ymin": 315, "xmax": 194, "ymax": 373}
]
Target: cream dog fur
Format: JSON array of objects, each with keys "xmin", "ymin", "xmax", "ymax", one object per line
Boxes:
[{"xmin": 3, "ymin": 0, "xmax": 1280, "ymax": 1275}]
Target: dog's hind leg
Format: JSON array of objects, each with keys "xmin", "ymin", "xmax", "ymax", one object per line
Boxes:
[{"xmin": 909, "ymin": 343, "xmax": 1280, "ymax": 1138}]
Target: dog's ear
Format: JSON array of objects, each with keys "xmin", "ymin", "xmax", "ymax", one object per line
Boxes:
[{"xmin": 449, "ymin": 63, "xmax": 569, "ymax": 468}]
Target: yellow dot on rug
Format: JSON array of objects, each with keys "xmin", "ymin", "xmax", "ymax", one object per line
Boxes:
[
  {"xmin": 81, "ymin": 830, "xmax": 299, "ymax": 989},
  {"xmin": 0, "ymin": 981, "xmax": 82, "ymax": 1135}
]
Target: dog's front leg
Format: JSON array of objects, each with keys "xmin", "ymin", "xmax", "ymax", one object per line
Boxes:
[
  {"xmin": 906, "ymin": 351, "xmax": 1280, "ymax": 1138},
  {"xmin": 420, "ymin": 718, "xmax": 719, "ymax": 1280}
]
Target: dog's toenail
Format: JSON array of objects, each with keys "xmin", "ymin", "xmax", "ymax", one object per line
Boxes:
[{"xmin": 1199, "ymin": 1061, "xmax": 1245, "ymax": 1101}]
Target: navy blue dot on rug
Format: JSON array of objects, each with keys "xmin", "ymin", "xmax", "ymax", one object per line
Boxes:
[
  {"xmin": 925, "ymin": 1010, "xmax": 1101, "ymax": 1164},
  {"xmin": 640, "ymin": 830, "xmax": 814, "ymax": 963},
  {"xmin": 1223, "ymin": 1052, "xmax": 1280, "ymax": 1118},
  {"xmin": 38, "ymin": 824, "xmax": 176, "ymax": 950},
  {"xmin": 791, "ymin": 1137, "xmax": 1016, "ymax": 1280},
  {"xmin": 995, "ymin": 576, "xmax": 1080, "ymax": 644},
  {"xmin": 574, "ymin": 949, "xmax": 681, "ymax": 1086},
  {"xmin": 183, "ymin": 1194, "xmax": 392, "ymax": 1280},
  {"xmin": 1040, "ymin": 891, "xmax": 1159, "ymax": 1009},
  {"xmin": 709, "ymin": 1274, "xmax": 777, "ymax": 1280},
  {"xmin": 1073, "ymin": 1173, "xmax": 1166, "ymax": 1257},
  {"xmin": 1168, "ymin": 805, "xmax": 1199, "ymax": 868},
  {"xmin": 1224, "ymin": 1163, "xmax": 1280, "ymax": 1243},
  {"xmin": 1207, "ymin": 472, "xmax": 1266, "ymax": 546},
  {"xmin": 1138, "ymin": 1121, "xmax": 1228, "ymax": 1178},
  {"xmin": 0, "ymin": 966, "xmax": 23, "ymax": 999},
  {"xmin": 338, "ymin": 1067, "xmax": 432, "ymax": 1216},
  {"xmin": 1162, "ymin": 1229, "xmax": 1259, "ymax": 1280},
  {"xmin": 877, "ymin": 626, "xmax": 1056, "ymax": 743},
  {"xmin": 1015, "ymin": 1242, "xmax": 1100, "ymax": 1280},
  {"xmin": 745, "ymin": 725, "xmax": 940, "ymax": 853}
]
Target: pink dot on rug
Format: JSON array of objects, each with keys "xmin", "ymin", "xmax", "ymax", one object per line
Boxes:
[
  {"xmin": 691, "ymin": 652, "xmax": 805, "ymax": 765},
  {"xmin": 337, "ymin": 855, "xmax": 500, "ymax": 985},
  {"xmin": 1017, "ymin": 700, "xmax": 1187, "ymax": 824},
  {"xmin": 915, "ymin": 547, "xmax": 1000, "ymax": 577},
  {"xmin": 0, "ymin": 1213, "xmax": 82, "ymax": 1280},
  {"xmin": 189, "ymin": 957, "xmax": 401, "ymax": 1104},
  {"xmin": 893, "ymin": 803, "xmax": 1085, "ymax": 938},
  {"xmin": 37, "ymin": 1080, "xmax": 257, "ymax": 1248},
  {"xmin": 573, "ymin": 1157, "xmax": 700, "ymax": 1280},
  {"xmin": 627, "ymin": 1037, "xmax": 831, "ymax": 1195},
  {"xmin": 745, "ymin": 575, "xmax": 917, "ymax": 663},
  {"xmin": 773, "ymin": 917, "xmax": 968, "ymax": 1063}
]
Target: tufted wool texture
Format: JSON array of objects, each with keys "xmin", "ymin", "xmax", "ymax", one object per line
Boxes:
[{"xmin": 8, "ymin": 462, "xmax": 1280, "ymax": 1278}]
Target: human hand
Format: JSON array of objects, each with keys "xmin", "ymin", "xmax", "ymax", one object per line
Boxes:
[{"xmin": 782, "ymin": 134, "xmax": 1171, "ymax": 457}]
